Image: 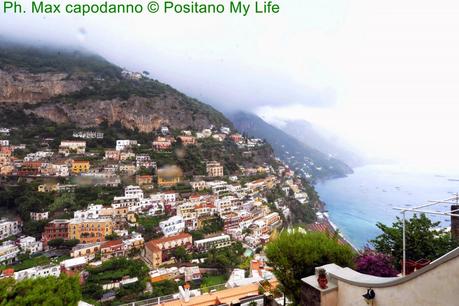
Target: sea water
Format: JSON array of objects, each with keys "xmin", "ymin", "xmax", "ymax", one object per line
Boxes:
[{"xmin": 315, "ymin": 164, "xmax": 459, "ymax": 249}]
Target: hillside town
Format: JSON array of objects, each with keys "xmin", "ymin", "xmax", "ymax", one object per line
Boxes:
[{"xmin": 0, "ymin": 123, "xmax": 327, "ymax": 305}]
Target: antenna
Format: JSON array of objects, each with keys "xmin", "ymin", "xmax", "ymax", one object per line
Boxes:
[{"xmin": 393, "ymin": 193, "xmax": 459, "ymax": 276}]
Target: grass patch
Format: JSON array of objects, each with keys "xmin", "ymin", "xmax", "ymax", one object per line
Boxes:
[{"xmin": 200, "ymin": 274, "xmax": 228, "ymax": 291}]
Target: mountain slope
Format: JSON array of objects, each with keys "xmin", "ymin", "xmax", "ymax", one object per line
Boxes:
[
  {"xmin": 0, "ymin": 42, "xmax": 232, "ymax": 132},
  {"xmin": 229, "ymin": 112, "xmax": 353, "ymax": 181},
  {"xmin": 281, "ymin": 120, "xmax": 363, "ymax": 167}
]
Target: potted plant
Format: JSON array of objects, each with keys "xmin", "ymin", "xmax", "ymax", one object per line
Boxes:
[{"xmin": 317, "ymin": 268, "xmax": 328, "ymax": 289}]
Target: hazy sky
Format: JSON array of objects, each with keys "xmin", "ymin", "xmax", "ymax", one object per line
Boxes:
[{"xmin": 2, "ymin": 0, "xmax": 459, "ymax": 171}]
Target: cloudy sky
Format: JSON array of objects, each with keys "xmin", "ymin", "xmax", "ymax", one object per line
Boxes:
[{"xmin": 2, "ymin": 0, "xmax": 459, "ymax": 170}]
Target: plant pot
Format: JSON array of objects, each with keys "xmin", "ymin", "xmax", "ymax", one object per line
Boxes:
[
  {"xmin": 415, "ymin": 259, "xmax": 431, "ymax": 270},
  {"xmin": 317, "ymin": 276, "xmax": 328, "ymax": 289}
]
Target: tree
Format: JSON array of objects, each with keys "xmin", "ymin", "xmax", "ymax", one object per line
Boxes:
[
  {"xmin": 47, "ymin": 238, "xmax": 65, "ymax": 248},
  {"xmin": 265, "ymin": 229, "xmax": 355, "ymax": 304},
  {"xmin": 105, "ymin": 232, "xmax": 120, "ymax": 241},
  {"xmin": 205, "ymin": 242, "xmax": 245, "ymax": 270},
  {"xmin": 149, "ymin": 280, "xmax": 178, "ymax": 298},
  {"xmin": 172, "ymin": 246, "xmax": 191, "ymax": 262},
  {"xmin": 0, "ymin": 275, "xmax": 81, "ymax": 305},
  {"xmin": 47, "ymin": 238, "xmax": 79, "ymax": 249},
  {"xmin": 371, "ymin": 214, "xmax": 457, "ymax": 269},
  {"xmin": 355, "ymin": 248, "xmax": 398, "ymax": 277}
]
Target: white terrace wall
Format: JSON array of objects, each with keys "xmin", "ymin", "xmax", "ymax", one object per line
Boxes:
[{"xmin": 335, "ymin": 253, "xmax": 459, "ymax": 306}]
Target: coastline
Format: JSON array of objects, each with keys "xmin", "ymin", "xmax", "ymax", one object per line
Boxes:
[
  {"xmin": 313, "ymin": 171, "xmax": 360, "ymax": 252},
  {"xmin": 323, "ymin": 213, "xmax": 360, "ymax": 252}
]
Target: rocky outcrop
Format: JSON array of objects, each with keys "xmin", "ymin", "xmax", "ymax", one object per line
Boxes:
[
  {"xmin": 0, "ymin": 43, "xmax": 232, "ymax": 132},
  {"xmin": 30, "ymin": 95, "xmax": 226, "ymax": 133},
  {"xmin": 0, "ymin": 69, "xmax": 86, "ymax": 103}
]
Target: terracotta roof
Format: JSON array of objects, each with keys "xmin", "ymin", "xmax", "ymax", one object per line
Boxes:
[
  {"xmin": 164, "ymin": 280, "xmax": 278, "ymax": 306},
  {"xmin": 307, "ymin": 222, "xmax": 329, "ymax": 233},
  {"xmin": 145, "ymin": 241, "xmax": 162, "ymax": 252},
  {"xmin": 2, "ymin": 268, "xmax": 14, "ymax": 277},
  {"xmin": 147, "ymin": 233, "xmax": 192, "ymax": 246},
  {"xmin": 101, "ymin": 239, "xmax": 123, "ymax": 249}
]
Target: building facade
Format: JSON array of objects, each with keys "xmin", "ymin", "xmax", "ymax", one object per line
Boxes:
[{"xmin": 206, "ymin": 161, "xmax": 224, "ymax": 177}]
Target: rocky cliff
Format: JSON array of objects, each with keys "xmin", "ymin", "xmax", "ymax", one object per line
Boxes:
[
  {"xmin": 0, "ymin": 42, "xmax": 232, "ymax": 132},
  {"xmin": 0, "ymin": 69, "xmax": 87, "ymax": 103},
  {"xmin": 30, "ymin": 95, "xmax": 227, "ymax": 133}
]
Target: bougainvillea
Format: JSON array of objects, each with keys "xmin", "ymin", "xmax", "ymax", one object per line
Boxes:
[{"xmin": 356, "ymin": 247, "xmax": 398, "ymax": 277}]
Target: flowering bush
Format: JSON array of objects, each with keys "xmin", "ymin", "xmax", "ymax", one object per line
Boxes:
[{"xmin": 356, "ymin": 248, "xmax": 398, "ymax": 277}]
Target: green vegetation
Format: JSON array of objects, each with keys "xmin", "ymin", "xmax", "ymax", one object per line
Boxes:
[
  {"xmin": 286, "ymin": 198, "xmax": 316, "ymax": 225},
  {"xmin": 230, "ymin": 111, "xmax": 352, "ymax": 181},
  {"xmin": 265, "ymin": 229, "xmax": 356, "ymax": 304},
  {"xmin": 82, "ymin": 258, "xmax": 149, "ymax": 302},
  {"xmin": 48, "ymin": 238, "xmax": 80, "ymax": 249},
  {"xmin": 137, "ymin": 215, "xmax": 167, "ymax": 241},
  {"xmin": 0, "ymin": 275, "xmax": 82, "ymax": 305},
  {"xmin": 149, "ymin": 280, "xmax": 178, "ymax": 298},
  {"xmin": 371, "ymin": 214, "xmax": 457, "ymax": 269},
  {"xmin": 191, "ymin": 216, "xmax": 224, "ymax": 240},
  {"xmin": 172, "ymin": 246, "xmax": 192, "ymax": 262},
  {"xmin": 200, "ymin": 274, "xmax": 228, "ymax": 291},
  {"xmin": 0, "ymin": 182, "xmax": 123, "ymax": 238},
  {"xmin": 204, "ymin": 242, "xmax": 245, "ymax": 270},
  {"xmin": 0, "ymin": 42, "xmax": 121, "ymax": 77},
  {"xmin": 0, "ymin": 255, "xmax": 50, "ymax": 272},
  {"xmin": 201, "ymin": 216, "xmax": 224, "ymax": 234}
]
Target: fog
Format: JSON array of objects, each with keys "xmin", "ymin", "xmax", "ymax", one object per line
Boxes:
[{"xmin": 2, "ymin": 0, "xmax": 459, "ymax": 171}]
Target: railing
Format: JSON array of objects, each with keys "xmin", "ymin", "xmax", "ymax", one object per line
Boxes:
[
  {"xmin": 119, "ymin": 282, "xmax": 229, "ymax": 306},
  {"xmin": 119, "ymin": 294, "xmax": 178, "ymax": 306}
]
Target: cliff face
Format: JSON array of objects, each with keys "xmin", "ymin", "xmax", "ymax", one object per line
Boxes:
[
  {"xmin": 0, "ymin": 69, "xmax": 87, "ymax": 103},
  {"xmin": 0, "ymin": 43, "xmax": 232, "ymax": 132},
  {"xmin": 30, "ymin": 95, "xmax": 225, "ymax": 132}
]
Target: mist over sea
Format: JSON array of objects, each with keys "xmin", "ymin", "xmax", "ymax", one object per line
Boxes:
[{"xmin": 315, "ymin": 164, "xmax": 459, "ymax": 249}]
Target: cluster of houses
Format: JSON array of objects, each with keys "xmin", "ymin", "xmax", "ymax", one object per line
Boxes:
[
  {"xmin": 0, "ymin": 124, "xmax": 318, "ymax": 306},
  {"xmin": 0, "ymin": 125, "xmax": 264, "ymax": 184}
]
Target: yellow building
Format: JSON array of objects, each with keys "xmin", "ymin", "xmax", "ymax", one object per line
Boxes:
[
  {"xmin": 157, "ymin": 165, "xmax": 183, "ymax": 187},
  {"xmin": 38, "ymin": 183, "xmax": 58, "ymax": 193},
  {"xmin": 72, "ymin": 160, "xmax": 90, "ymax": 173},
  {"xmin": 68, "ymin": 219, "xmax": 113, "ymax": 244}
]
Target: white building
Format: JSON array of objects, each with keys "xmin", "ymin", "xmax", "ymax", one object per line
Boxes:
[
  {"xmin": 161, "ymin": 126, "xmax": 170, "ymax": 135},
  {"xmin": 161, "ymin": 191, "xmax": 177, "ymax": 203},
  {"xmin": 0, "ymin": 219, "xmax": 21, "ymax": 240},
  {"xmin": 0, "ymin": 244, "xmax": 19, "ymax": 265},
  {"xmin": 14, "ymin": 264, "xmax": 60, "ymax": 281},
  {"xmin": 124, "ymin": 185, "xmax": 144, "ymax": 199},
  {"xmin": 294, "ymin": 192, "xmax": 309, "ymax": 204},
  {"xmin": 24, "ymin": 151, "xmax": 53, "ymax": 161},
  {"xmin": 0, "ymin": 128, "xmax": 10, "ymax": 135},
  {"xmin": 19, "ymin": 236, "xmax": 43, "ymax": 254},
  {"xmin": 194, "ymin": 235, "xmax": 232, "ymax": 251},
  {"xmin": 72, "ymin": 131, "xmax": 104, "ymax": 139},
  {"xmin": 159, "ymin": 216, "xmax": 185, "ymax": 237},
  {"xmin": 59, "ymin": 141, "xmax": 86, "ymax": 155},
  {"xmin": 122, "ymin": 233, "xmax": 144, "ymax": 251},
  {"xmin": 136, "ymin": 155, "xmax": 156, "ymax": 169},
  {"xmin": 52, "ymin": 164, "xmax": 69, "ymax": 177},
  {"xmin": 202, "ymin": 129, "xmax": 212, "ymax": 137},
  {"xmin": 116, "ymin": 140, "xmax": 138, "ymax": 151},
  {"xmin": 220, "ymin": 127, "xmax": 231, "ymax": 134},
  {"xmin": 74, "ymin": 204, "xmax": 103, "ymax": 219},
  {"xmin": 112, "ymin": 196, "xmax": 140, "ymax": 211},
  {"xmin": 30, "ymin": 211, "xmax": 49, "ymax": 221},
  {"xmin": 60, "ymin": 256, "xmax": 87, "ymax": 271},
  {"xmin": 215, "ymin": 196, "xmax": 240, "ymax": 213}
]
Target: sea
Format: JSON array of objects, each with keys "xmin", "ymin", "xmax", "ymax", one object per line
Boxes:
[{"xmin": 315, "ymin": 164, "xmax": 459, "ymax": 249}]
